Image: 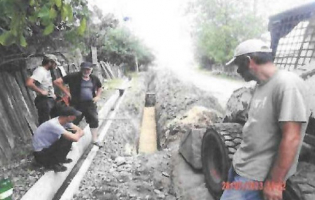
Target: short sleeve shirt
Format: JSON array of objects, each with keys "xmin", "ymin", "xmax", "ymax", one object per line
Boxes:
[
  {"xmin": 31, "ymin": 67, "xmax": 55, "ymax": 97},
  {"xmin": 233, "ymin": 70, "xmax": 309, "ymax": 181},
  {"xmin": 32, "ymin": 117, "xmax": 72, "ymax": 151},
  {"xmin": 80, "ymin": 79, "xmax": 94, "ymax": 101},
  {"xmin": 62, "ymin": 72, "xmax": 102, "ymax": 103}
]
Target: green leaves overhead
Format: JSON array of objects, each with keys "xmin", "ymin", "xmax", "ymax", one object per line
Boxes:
[
  {"xmin": 43, "ymin": 23, "xmax": 55, "ymax": 35},
  {"xmin": 0, "ymin": 0, "xmax": 88, "ymax": 47},
  {"xmin": 55, "ymin": 0, "xmax": 62, "ymax": 8},
  {"xmin": 78, "ymin": 18, "xmax": 87, "ymax": 35}
]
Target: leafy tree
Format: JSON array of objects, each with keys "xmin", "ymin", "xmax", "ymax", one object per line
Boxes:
[
  {"xmin": 0, "ymin": 0, "xmax": 88, "ymax": 47},
  {"xmin": 191, "ymin": 0, "xmax": 265, "ymax": 67},
  {"xmin": 98, "ymin": 27, "xmax": 155, "ymax": 71}
]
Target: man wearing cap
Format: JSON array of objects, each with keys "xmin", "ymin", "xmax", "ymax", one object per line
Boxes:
[
  {"xmin": 54, "ymin": 62, "xmax": 103, "ymax": 148},
  {"xmin": 32, "ymin": 106, "xmax": 84, "ymax": 172},
  {"xmin": 26, "ymin": 54, "xmax": 60, "ymax": 125},
  {"xmin": 221, "ymin": 39, "xmax": 309, "ymax": 200}
]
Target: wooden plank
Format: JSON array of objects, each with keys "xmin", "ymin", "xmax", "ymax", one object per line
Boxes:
[
  {"xmin": 0, "ymin": 72, "xmax": 30, "ymax": 141},
  {"xmin": 100, "ymin": 62, "xmax": 112, "ymax": 79},
  {"xmin": 7, "ymin": 72, "xmax": 34, "ymax": 139},
  {"xmin": 104, "ymin": 62, "xmax": 115, "ymax": 79},
  {"xmin": 0, "ymin": 94, "xmax": 15, "ymax": 159},
  {"xmin": 15, "ymin": 70, "xmax": 37, "ymax": 121},
  {"xmin": 99, "ymin": 62, "xmax": 107, "ymax": 79}
]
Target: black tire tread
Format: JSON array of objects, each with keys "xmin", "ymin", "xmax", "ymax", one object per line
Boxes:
[
  {"xmin": 201, "ymin": 123, "xmax": 243, "ymax": 198},
  {"xmin": 211, "ymin": 123, "xmax": 243, "ymax": 162},
  {"xmin": 286, "ymin": 162, "xmax": 315, "ymax": 200}
]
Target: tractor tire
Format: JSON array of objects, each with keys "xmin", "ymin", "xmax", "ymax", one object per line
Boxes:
[
  {"xmin": 284, "ymin": 162, "xmax": 315, "ymax": 200},
  {"xmin": 201, "ymin": 123, "xmax": 243, "ymax": 199},
  {"xmin": 201, "ymin": 123, "xmax": 315, "ymax": 200}
]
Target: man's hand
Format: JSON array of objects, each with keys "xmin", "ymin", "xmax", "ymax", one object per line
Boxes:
[
  {"xmin": 263, "ymin": 181, "xmax": 283, "ymax": 200},
  {"xmin": 41, "ymin": 90, "xmax": 49, "ymax": 96},
  {"xmin": 93, "ymin": 96, "xmax": 100, "ymax": 103},
  {"xmin": 65, "ymin": 92, "xmax": 72, "ymax": 99}
]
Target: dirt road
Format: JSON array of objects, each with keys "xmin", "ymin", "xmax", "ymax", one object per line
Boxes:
[{"xmin": 172, "ymin": 68, "xmax": 248, "ymax": 109}]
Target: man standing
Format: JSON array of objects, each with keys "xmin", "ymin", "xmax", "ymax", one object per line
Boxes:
[
  {"xmin": 54, "ymin": 62, "xmax": 103, "ymax": 148},
  {"xmin": 33, "ymin": 106, "xmax": 84, "ymax": 172},
  {"xmin": 221, "ymin": 39, "xmax": 309, "ymax": 200},
  {"xmin": 26, "ymin": 54, "xmax": 59, "ymax": 125}
]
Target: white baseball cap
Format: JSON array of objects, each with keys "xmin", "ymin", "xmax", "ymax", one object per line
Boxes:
[
  {"xmin": 226, "ymin": 39, "xmax": 272, "ymax": 65},
  {"xmin": 44, "ymin": 54, "xmax": 61, "ymax": 65}
]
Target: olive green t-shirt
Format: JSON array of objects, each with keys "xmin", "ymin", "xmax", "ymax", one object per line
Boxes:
[{"xmin": 233, "ymin": 70, "xmax": 309, "ymax": 181}]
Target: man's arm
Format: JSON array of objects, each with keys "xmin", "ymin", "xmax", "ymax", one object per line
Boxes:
[
  {"xmin": 26, "ymin": 77, "xmax": 48, "ymax": 96},
  {"xmin": 70, "ymin": 124, "xmax": 82, "ymax": 133},
  {"xmin": 62, "ymin": 128, "xmax": 84, "ymax": 142},
  {"xmin": 93, "ymin": 87, "xmax": 102, "ymax": 103},
  {"xmin": 267, "ymin": 121, "xmax": 302, "ymax": 182},
  {"xmin": 264, "ymin": 121, "xmax": 302, "ymax": 200},
  {"xmin": 53, "ymin": 77, "xmax": 71, "ymax": 98}
]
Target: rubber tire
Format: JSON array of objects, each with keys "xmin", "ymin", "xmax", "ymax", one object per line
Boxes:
[
  {"xmin": 202, "ymin": 123, "xmax": 315, "ymax": 200},
  {"xmin": 201, "ymin": 123, "xmax": 243, "ymax": 199},
  {"xmin": 284, "ymin": 162, "xmax": 315, "ymax": 200}
]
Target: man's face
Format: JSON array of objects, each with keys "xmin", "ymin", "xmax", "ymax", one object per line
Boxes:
[
  {"xmin": 48, "ymin": 61, "xmax": 57, "ymax": 70},
  {"xmin": 82, "ymin": 68, "xmax": 92, "ymax": 77},
  {"xmin": 67, "ymin": 116, "xmax": 76, "ymax": 123},
  {"xmin": 236, "ymin": 57, "xmax": 257, "ymax": 82}
]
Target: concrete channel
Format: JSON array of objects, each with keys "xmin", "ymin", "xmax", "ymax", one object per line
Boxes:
[{"xmin": 138, "ymin": 93, "xmax": 157, "ymax": 154}]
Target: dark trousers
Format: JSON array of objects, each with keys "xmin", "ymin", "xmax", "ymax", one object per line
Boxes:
[
  {"xmin": 33, "ymin": 136, "xmax": 72, "ymax": 167},
  {"xmin": 34, "ymin": 96, "xmax": 56, "ymax": 125},
  {"xmin": 72, "ymin": 100, "xmax": 99, "ymax": 128}
]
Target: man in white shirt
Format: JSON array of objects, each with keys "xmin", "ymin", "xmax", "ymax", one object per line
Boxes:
[{"xmin": 26, "ymin": 54, "xmax": 60, "ymax": 125}]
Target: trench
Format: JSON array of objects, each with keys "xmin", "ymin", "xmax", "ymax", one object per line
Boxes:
[{"xmin": 138, "ymin": 93, "xmax": 157, "ymax": 153}]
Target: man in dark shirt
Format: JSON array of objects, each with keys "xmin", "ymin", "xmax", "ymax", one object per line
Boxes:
[{"xmin": 54, "ymin": 62, "xmax": 103, "ymax": 148}]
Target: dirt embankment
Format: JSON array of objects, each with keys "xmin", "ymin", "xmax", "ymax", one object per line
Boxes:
[{"xmin": 153, "ymin": 69, "xmax": 224, "ymax": 149}]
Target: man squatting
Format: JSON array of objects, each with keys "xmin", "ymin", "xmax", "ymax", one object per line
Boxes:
[{"xmin": 32, "ymin": 106, "xmax": 84, "ymax": 172}]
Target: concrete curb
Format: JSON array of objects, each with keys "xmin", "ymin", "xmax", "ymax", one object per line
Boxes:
[{"xmin": 21, "ymin": 90, "xmax": 121, "ymax": 200}]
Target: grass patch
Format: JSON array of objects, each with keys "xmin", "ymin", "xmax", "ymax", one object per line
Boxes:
[
  {"xmin": 103, "ymin": 78, "xmax": 123, "ymax": 90},
  {"xmin": 126, "ymin": 71, "xmax": 139, "ymax": 79},
  {"xmin": 101, "ymin": 78, "xmax": 124, "ymax": 100},
  {"xmin": 197, "ymin": 68, "xmax": 242, "ymax": 82}
]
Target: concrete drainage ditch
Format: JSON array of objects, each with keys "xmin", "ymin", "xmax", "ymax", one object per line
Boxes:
[{"xmin": 139, "ymin": 93, "xmax": 157, "ymax": 154}]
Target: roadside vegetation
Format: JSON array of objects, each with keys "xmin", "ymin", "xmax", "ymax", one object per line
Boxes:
[
  {"xmin": 0, "ymin": 0, "xmax": 154, "ymax": 73},
  {"xmin": 189, "ymin": 0, "xmax": 266, "ymax": 70}
]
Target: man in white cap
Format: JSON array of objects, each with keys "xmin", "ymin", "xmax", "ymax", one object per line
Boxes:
[
  {"xmin": 26, "ymin": 54, "xmax": 60, "ymax": 125},
  {"xmin": 221, "ymin": 39, "xmax": 309, "ymax": 200}
]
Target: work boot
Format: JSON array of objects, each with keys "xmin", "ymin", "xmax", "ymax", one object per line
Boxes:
[
  {"xmin": 93, "ymin": 141, "xmax": 103, "ymax": 148},
  {"xmin": 50, "ymin": 163, "xmax": 67, "ymax": 172},
  {"xmin": 61, "ymin": 158, "xmax": 73, "ymax": 164}
]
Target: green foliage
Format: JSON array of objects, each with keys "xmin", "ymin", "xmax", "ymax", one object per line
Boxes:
[
  {"xmin": 0, "ymin": 0, "xmax": 88, "ymax": 47},
  {"xmin": 192, "ymin": 0, "xmax": 266, "ymax": 66},
  {"xmin": 98, "ymin": 27, "xmax": 155, "ymax": 70}
]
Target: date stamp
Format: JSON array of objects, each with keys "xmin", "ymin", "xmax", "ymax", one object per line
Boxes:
[{"xmin": 222, "ymin": 181, "xmax": 286, "ymax": 191}]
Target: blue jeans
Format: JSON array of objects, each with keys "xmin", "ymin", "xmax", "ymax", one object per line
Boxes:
[{"xmin": 220, "ymin": 167, "xmax": 263, "ymax": 200}]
